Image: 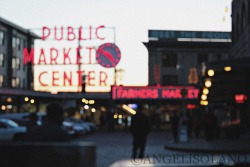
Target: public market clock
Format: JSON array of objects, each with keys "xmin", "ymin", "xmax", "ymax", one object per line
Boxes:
[{"xmin": 96, "ymin": 43, "xmax": 121, "ymax": 68}]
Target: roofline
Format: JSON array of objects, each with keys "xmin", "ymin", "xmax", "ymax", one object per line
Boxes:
[
  {"xmin": 0, "ymin": 17, "xmax": 40, "ymax": 39},
  {"xmin": 143, "ymin": 40, "xmax": 231, "ymax": 49}
]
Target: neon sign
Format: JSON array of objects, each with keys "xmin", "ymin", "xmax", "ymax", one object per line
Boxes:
[
  {"xmin": 23, "ymin": 26, "xmax": 121, "ymax": 93},
  {"xmin": 96, "ymin": 43, "xmax": 121, "ymax": 68},
  {"xmin": 186, "ymin": 104, "xmax": 196, "ymax": 110},
  {"xmin": 235, "ymin": 94, "xmax": 247, "ymax": 104},
  {"xmin": 112, "ymin": 86, "xmax": 199, "ymax": 100}
]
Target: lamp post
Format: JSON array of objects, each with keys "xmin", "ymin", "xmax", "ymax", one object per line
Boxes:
[{"xmin": 114, "ymin": 68, "xmax": 125, "ymax": 86}]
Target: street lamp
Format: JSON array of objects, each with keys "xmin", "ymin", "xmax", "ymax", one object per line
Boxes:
[
  {"xmin": 207, "ymin": 69, "xmax": 215, "ymax": 77},
  {"xmin": 205, "ymin": 80, "xmax": 212, "ymax": 88},
  {"xmin": 114, "ymin": 68, "xmax": 125, "ymax": 85}
]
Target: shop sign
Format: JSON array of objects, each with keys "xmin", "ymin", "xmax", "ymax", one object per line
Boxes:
[
  {"xmin": 23, "ymin": 26, "xmax": 121, "ymax": 93},
  {"xmin": 112, "ymin": 86, "xmax": 199, "ymax": 100},
  {"xmin": 149, "ymin": 30, "xmax": 231, "ymax": 40},
  {"xmin": 235, "ymin": 94, "xmax": 247, "ymax": 104}
]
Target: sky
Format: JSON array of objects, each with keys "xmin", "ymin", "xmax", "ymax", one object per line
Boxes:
[{"xmin": 0, "ymin": 0, "xmax": 232, "ymax": 91}]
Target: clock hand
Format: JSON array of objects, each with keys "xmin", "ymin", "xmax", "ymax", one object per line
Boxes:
[{"xmin": 98, "ymin": 48, "xmax": 115, "ymax": 63}]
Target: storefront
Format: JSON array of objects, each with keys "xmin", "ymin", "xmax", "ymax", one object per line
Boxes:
[
  {"xmin": 110, "ymin": 85, "xmax": 200, "ymax": 130},
  {"xmin": 201, "ymin": 57, "xmax": 250, "ymax": 136}
]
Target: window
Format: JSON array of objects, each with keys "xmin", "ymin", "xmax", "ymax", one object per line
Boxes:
[
  {"xmin": 12, "ymin": 77, "xmax": 20, "ymax": 88},
  {"xmin": 0, "ymin": 53, "xmax": 4, "ymax": 67},
  {"xmin": 12, "ymin": 37, "xmax": 16, "ymax": 48},
  {"xmin": 162, "ymin": 75, "xmax": 178, "ymax": 85},
  {"xmin": 12, "ymin": 57, "xmax": 20, "ymax": 70},
  {"xmin": 16, "ymin": 58, "xmax": 20, "ymax": 70},
  {"xmin": 215, "ymin": 54, "xmax": 221, "ymax": 61},
  {"xmin": 162, "ymin": 53, "xmax": 177, "ymax": 67},
  {"xmin": 197, "ymin": 54, "xmax": 208, "ymax": 65},
  {"xmin": 12, "ymin": 37, "xmax": 21, "ymax": 49},
  {"xmin": 17, "ymin": 38, "xmax": 21, "ymax": 50},
  {"xmin": 0, "ymin": 75, "xmax": 4, "ymax": 87},
  {"xmin": 0, "ymin": 31, "xmax": 4, "ymax": 46}
]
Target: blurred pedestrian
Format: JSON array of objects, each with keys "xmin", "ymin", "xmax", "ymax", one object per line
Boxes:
[
  {"xmin": 170, "ymin": 110, "xmax": 179, "ymax": 143},
  {"xmin": 26, "ymin": 112, "xmax": 38, "ymax": 131},
  {"xmin": 25, "ymin": 103, "xmax": 70, "ymax": 142},
  {"xmin": 130, "ymin": 104, "xmax": 151, "ymax": 159},
  {"xmin": 186, "ymin": 110, "xmax": 193, "ymax": 138},
  {"xmin": 193, "ymin": 109, "xmax": 201, "ymax": 138},
  {"xmin": 123, "ymin": 115, "xmax": 128, "ymax": 130},
  {"xmin": 204, "ymin": 108, "xmax": 217, "ymax": 141}
]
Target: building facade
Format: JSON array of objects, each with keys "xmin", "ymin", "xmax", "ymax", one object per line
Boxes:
[
  {"xmin": 0, "ymin": 17, "xmax": 38, "ymax": 90},
  {"xmin": 0, "ymin": 17, "xmax": 111, "ymax": 116},
  {"xmin": 200, "ymin": 0, "xmax": 250, "ymax": 134},
  {"xmin": 231, "ymin": 0, "xmax": 250, "ymax": 58},
  {"xmin": 144, "ymin": 30, "xmax": 231, "ymax": 87}
]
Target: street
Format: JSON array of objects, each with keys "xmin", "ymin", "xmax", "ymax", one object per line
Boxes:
[
  {"xmin": 75, "ymin": 131, "xmax": 171, "ymax": 167},
  {"xmin": 75, "ymin": 131, "xmax": 250, "ymax": 167}
]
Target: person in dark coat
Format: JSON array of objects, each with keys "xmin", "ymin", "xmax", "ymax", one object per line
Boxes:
[
  {"xmin": 204, "ymin": 108, "xmax": 217, "ymax": 141},
  {"xmin": 170, "ymin": 111, "xmax": 179, "ymax": 143},
  {"xmin": 25, "ymin": 103, "xmax": 70, "ymax": 142},
  {"xmin": 130, "ymin": 104, "xmax": 151, "ymax": 159},
  {"xmin": 26, "ymin": 112, "xmax": 38, "ymax": 131}
]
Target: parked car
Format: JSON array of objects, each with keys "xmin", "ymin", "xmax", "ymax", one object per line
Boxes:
[
  {"xmin": 0, "ymin": 112, "xmax": 76, "ymax": 137},
  {"xmin": 36, "ymin": 112, "xmax": 76, "ymax": 137},
  {"xmin": 0, "ymin": 118, "xmax": 27, "ymax": 141},
  {"xmin": 0, "ymin": 113, "xmax": 29, "ymax": 126},
  {"xmin": 66, "ymin": 118, "xmax": 96, "ymax": 133},
  {"xmin": 64, "ymin": 119, "xmax": 89, "ymax": 136},
  {"xmin": 62, "ymin": 121, "xmax": 75, "ymax": 136}
]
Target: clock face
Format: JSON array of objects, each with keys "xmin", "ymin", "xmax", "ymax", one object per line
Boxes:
[{"xmin": 96, "ymin": 43, "xmax": 121, "ymax": 68}]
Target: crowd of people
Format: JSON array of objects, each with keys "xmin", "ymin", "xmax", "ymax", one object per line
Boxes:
[
  {"xmin": 169, "ymin": 107, "xmax": 222, "ymax": 143},
  {"xmin": 21, "ymin": 102, "xmax": 237, "ymax": 160}
]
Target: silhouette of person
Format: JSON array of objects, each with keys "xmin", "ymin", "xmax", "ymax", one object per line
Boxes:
[
  {"xmin": 26, "ymin": 112, "xmax": 38, "ymax": 131},
  {"xmin": 186, "ymin": 110, "xmax": 193, "ymax": 138},
  {"xmin": 204, "ymin": 108, "xmax": 217, "ymax": 141},
  {"xmin": 25, "ymin": 103, "xmax": 70, "ymax": 142},
  {"xmin": 171, "ymin": 110, "xmax": 179, "ymax": 143},
  {"xmin": 193, "ymin": 109, "xmax": 201, "ymax": 138},
  {"xmin": 130, "ymin": 104, "xmax": 151, "ymax": 159}
]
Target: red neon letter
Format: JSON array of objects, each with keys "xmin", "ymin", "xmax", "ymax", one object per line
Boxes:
[
  {"xmin": 78, "ymin": 26, "xmax": 87, "ymax": 40},
  {"xmin": 38, "ymin": 49, "xmax": 47, "ymax": 64},
  {"xmin": 76, "ymin": 70, "xmax": 85, "ymax": 86},
  {"xmin": 88, "ymin": 71, "xmax": 95, "ymax": 86},
  {"xmin": 152, "ymin": 89, "xmax": 159, "ymax": 98},
  {"xmin": 63, "ymin": 71, "xmax": 72, "ymax": 86},
  {"xmin": 86, "ymin": 47, "xmax": 94, "ymax": 64},
  {"xmin": 50, "ymin": 48, "xmax": 59, "ymax": 64},
  {"xmin": 187, "ymin": 89, "xmax": 199, "ymax": 99},
  {"xmin": 23, "ymin": 48, "xmax": 34, "ymax": 65},
  {"xmin": 42, "ymin": 26, "xmax": 50, "ymax": 40},
  {"xmin": 175, "ymin": 89, "xmax": 182, "ymax": 98},
  {"xmin": 63, "ymin": 48, "xmax": 72, "ymax": 64},
  {"xmin": 67, "ymin": 26, "xmax": 76, "ymax": 41},
  {"xmin": 89, "ymin": 26, "xmax": 92, "ymax": 40},
  {"xmin": 54, "ymin": 26, "xmax": 63, "ymax": 41},
  {"xmin": 99, "ymin": 71, "xmax": 107, "ymax": 86},
  {"xmin": 38, "ymin": 71, "xmax": 48, "ymax": 86},
  {"xmin": 95, "ymin": 25, "xmax": 105, "ymax": 40},
  {"xmin": 76, "ymin": 46, "xmax": 82, "ymax": 65},
  {"xmin": 52, "ymin": 71, "xmax": 59, "ymax": 86}
]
